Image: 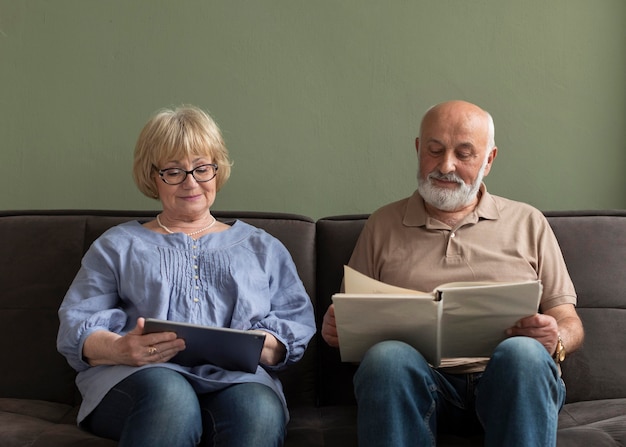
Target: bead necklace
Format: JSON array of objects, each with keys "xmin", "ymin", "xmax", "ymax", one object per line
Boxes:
[{"xmin": 156, "ymin": 214, "xmax": 217, "ymax": 237}]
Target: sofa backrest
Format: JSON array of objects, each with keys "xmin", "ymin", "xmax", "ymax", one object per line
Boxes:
[
  {"xmin": 315, "ymin": 215, "xmax": 368, "ymax": 405},
  {"xmin": 545, "ymin": 211, "xmax": 626, "ymax": 403},
  {"xmin": 314, "ymin": 210, "xmax": 626, "ymax": 406},
  {"xmin": 0, "ymin": 210, "xmax": 317, "ymax": 408},
  {"xmin": 3, "ymin": 209, "xmax": 625, "ymax": 410}
]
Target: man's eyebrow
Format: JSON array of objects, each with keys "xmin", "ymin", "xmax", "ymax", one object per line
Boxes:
[
  {"xmin": 425, "ymin": 139, "xmax": 475, "ymax": 150},
  {"xmin": 426, "ymin": 138, "xmax": 445, "ymax": 146},
  {"xmin": 456, "ymin": 142, "xmax": 476, "ymax": 151}
]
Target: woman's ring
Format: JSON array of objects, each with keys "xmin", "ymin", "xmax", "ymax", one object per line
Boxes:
[{"xmin": 148, "ymin": 346, "xmax": 158, "ymax": 356}]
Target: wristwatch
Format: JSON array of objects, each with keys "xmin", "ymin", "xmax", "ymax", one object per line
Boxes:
[{"xmin": 553, "ymin": 334, "xmax": 566, "ymax": 363}]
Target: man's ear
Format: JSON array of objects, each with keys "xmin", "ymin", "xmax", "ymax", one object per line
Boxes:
[
  {"xmin": 415, "ymin": 137, "xmax": 420, "ymax": 155},
  {"xmin": 483, "ymin": 147, "xmax": 498, "ymax": 176}
]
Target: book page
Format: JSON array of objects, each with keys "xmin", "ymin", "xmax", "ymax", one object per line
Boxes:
[
  {"xmin": 439, "ymin": 281, "xmax": 542, "ymax": 358},
  {"xmin": 343, "ymin": 265, "xmax": 425, "ymax": 294}
]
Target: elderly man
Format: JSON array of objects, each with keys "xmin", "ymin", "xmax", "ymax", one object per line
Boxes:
[{"xmin": 322, "ymin": 100, "xmax": 584, "ymax": 447}]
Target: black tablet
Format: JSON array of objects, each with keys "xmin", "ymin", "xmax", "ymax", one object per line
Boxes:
[{"xmin": 143, "ymin": 319, "xmax": 266, "ymax": 373}]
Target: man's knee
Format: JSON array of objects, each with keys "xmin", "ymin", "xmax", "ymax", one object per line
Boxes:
[
  {"xmin": 491, "ymin": 337, "xmax": 552, "ymax": 370},
  {"xmin": 482, "ymin": 337, "xmax": 559, "ymax": 393},
  {"xmin": 354, "ymin": 341, "xmax": 432, "ymax": 395},
  {"xmin": 361, "ymin": 340, "xmax": 427, "ymax": 368}
]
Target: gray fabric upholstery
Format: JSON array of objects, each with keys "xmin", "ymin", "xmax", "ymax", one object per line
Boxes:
[{"xmin": 1, "ymin": 209, "xmax": 624, "ymax": 446}]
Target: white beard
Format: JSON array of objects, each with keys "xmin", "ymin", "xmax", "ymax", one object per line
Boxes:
[{"xmin": 417, "ymin": 158, "xmax": 488, "ymax": 212}]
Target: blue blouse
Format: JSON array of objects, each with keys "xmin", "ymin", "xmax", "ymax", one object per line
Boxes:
[{"xmin": 57, "ymin": 220, "xmax": 316, "ymax": 423}]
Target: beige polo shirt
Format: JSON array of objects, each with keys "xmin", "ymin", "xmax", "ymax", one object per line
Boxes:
[{"xmin": 347, "ymin": 185, "xmax": 576, "ymax": 372}]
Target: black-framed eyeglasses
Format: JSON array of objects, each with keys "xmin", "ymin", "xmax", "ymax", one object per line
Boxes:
[{"xmin": 157, "ymin": 163, "xmax": 218, "ymax": 185}]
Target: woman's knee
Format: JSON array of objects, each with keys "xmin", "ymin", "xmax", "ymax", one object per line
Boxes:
[
  {"xmin": 87, "ymin": 368, "xmax": 202, "ymax": 445},
  {"xmin": 130, "ymin": 367, "xmax": 199, "ymax": 407},
  {"xmin": 201, "ymin": 383, "xmax": 285, "ymax": 446},
  {"xmin": 234, "ymin": 383, "xmax": 285, "ymax": 427}
]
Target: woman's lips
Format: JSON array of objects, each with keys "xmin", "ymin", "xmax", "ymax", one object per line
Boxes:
[{"xmin": 180, "ymin": 194, "xmax": 203, "ymax": 201}]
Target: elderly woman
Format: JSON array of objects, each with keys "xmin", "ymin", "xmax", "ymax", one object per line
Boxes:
[{"xmin": 57, "ymin": 105, "xmax": 316, "ymax": 447}]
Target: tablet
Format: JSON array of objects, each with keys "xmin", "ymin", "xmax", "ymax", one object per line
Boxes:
[{"xmin": 143, "ymin": 319, "xmax": 266, "ymax": 373}]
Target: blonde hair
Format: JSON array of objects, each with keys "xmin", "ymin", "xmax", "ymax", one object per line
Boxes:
[{"xmin": 133, "ymin": 105, "xmax": 232, "ymax": 199}]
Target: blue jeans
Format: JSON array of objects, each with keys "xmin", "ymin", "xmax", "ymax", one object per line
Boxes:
[
  {"xmin": 83, "ymin": 367, "xmax": 286, "ymax": 447},
  {"xmin": 353, "ymin": 338, "xmax": 566, "ymax": 447}
]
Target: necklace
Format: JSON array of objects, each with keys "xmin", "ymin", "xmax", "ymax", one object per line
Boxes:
[{"xmin": 156, "ymin": 214, "xmax": 217, "ymax": 236}]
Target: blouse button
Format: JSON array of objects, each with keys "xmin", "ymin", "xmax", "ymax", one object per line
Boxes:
[
  {"xmin": 193, "ymin": 298, "xmax": 199, "ymax": 303},
  {"xmin": 450, "ymin": 232, "xmax": 456, "ymax": 238}
]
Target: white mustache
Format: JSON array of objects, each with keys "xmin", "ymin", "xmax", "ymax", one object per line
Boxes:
[{"xmin": 427, "ymin": 172, "xmax": 464, "ymax": 185}]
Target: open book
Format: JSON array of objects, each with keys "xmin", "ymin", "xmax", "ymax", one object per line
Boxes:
[{"xmin": 332, "ymin": 266, "xmax": 542, "ymax": 367}]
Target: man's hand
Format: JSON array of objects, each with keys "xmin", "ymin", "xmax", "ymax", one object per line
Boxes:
[
  {"xmin": 322, "ymin": 304, "xmax": 339, "ymax": 347},
  {"xmin": 507, "ymin": 313, "xmax": 559, "ymax": 355}
]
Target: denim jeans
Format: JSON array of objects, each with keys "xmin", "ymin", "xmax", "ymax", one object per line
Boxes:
[
  {"xmin": 83, "ymin": 367, "xmax": 286, "ymax": 447},
  {"xmin": 353, "ymin": 337, "xmax": 566, "ymax": 447}
]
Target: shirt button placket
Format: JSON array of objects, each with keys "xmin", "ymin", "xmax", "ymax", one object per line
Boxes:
[
  {"xmin": 445, "ymin": 230, "xmax": 460, "ymax": 257},
  {"xmin": 192, "ymin": 244, "xmax": 200, "ymax": 304}
]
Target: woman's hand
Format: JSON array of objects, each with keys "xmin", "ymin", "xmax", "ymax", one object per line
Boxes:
[
  {"xmin": 83, "ymin": 317, "xmax": 186, "ymax": 367},
  {"xmin": 321, "ymin": 304, "xmax": 339, "ymax": 347},
  {"xmin": 259, "ymin": 332, "xmax": 286, "ymax": 366}
]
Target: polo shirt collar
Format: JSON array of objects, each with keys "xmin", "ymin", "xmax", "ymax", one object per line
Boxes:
[{"xmin": 403, "ymin": 183, "xmax": 500, "ymax": 228}]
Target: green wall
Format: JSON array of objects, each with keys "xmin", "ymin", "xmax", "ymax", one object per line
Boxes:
[{"xmin": 1, "ymin": 1, "xmax": 625, "ymax": 219}]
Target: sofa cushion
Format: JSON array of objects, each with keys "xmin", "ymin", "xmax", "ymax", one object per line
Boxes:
[
  {"xmin": 557, "ymin": 398, "xmax": 626, "ymax": 446},
  {"xmin": 285, "ymin": 405, "xmax": 358, "ymax": 447},
  {"xmin": 0, "ymin": 398, "xmax": 116, "ymax": 446}
]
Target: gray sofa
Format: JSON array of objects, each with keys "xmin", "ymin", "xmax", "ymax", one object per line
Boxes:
[{"xmin": 1, "ymin": 209, "xmax": 625, "ymax": 446}]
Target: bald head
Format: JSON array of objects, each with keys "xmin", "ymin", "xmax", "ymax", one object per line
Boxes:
[{"xmin": 420, "ymin": 100, "xmax": 495, "ymax": 150}]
